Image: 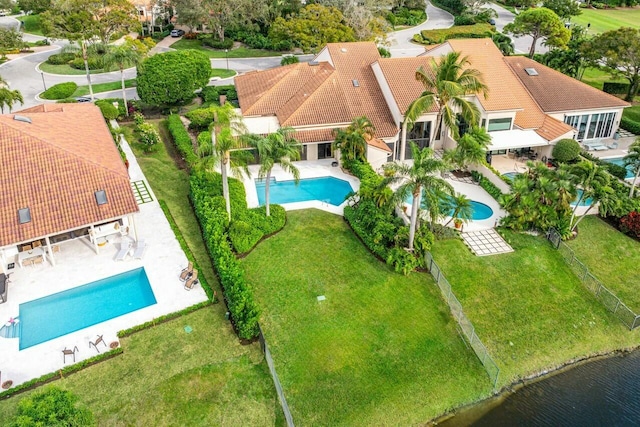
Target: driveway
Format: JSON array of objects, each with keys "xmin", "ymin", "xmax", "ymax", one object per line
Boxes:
[
  {"xmin": 387, "ymin": 1, "xmax": 454, "ymax": 57},
  {"xmin": 487, "ymin": 2, "xmax": 548, "ymax": 55}
]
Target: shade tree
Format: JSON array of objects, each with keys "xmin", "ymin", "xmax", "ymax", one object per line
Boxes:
[{"xmin": 504, "ymin": 7, "xmax": 570, "ymax": 58}]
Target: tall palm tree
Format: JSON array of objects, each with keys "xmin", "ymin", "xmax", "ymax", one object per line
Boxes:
[
  {"xmin": 405, "ymin": 52, "xmax": 489, "ymax": 145},
  {"xmin": 569, "ymin": 160, "xmax": 611, "ymax": 231},
  {"xmin": 197, "ymin": 103, "xmax": 249, "ymax": 221},
  {"xmin": 249, "ymin": 127, "xmax": 301, "ymax": 216},
  {"xmin": 102, "ymin": 41, "xmax": 146, "ymax": 116},
  {"xmin": 624, "ymin": 138, "xmax": 640, "ymax": 198},
  {"xmin": 333, "ymin": 116, "xmax": 375, "ymax": 163},
  {"xmin": 0, "ymin": 87, "xmax": 23, "ymax": 113},
  {"xmin": 382, "ymin": 142, "xmax": 452, "ymax": 250}
]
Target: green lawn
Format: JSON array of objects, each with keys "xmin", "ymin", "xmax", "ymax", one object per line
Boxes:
[
  {"xmin": 566, "ymin": 216, "xmax": 640, "ymax": 311},
  {"xmin": 624, "ymin": 105, "xmax": 640, "ymax": 122},
  {"xmin": 39, "ymin": 62, "xmax": 106, "ymax": 75},
  {"xmin": 71, "ymin": 79, "xmax": 136, "ymax": 97},
  {"xmin": 171, "ymin": 39, "xmax": 282, "ymax": 58},
  {"xmin": 572, "ymin": 7, "xmax": 640, "ymax": 34},
  {"xmin": 243, "ymin": 210, "xmax": 491, "ymax": 426},
  {"xmin": 211, "ymin": 68, "xmax": 236, "ymax": 79},
  {"xmin": 17, "ymin": 14, "xmax": 43, "ymax": 36},
  {"xmin": 431, "ymin": 230, "xmax": 639, "ymax": 385},
  {"xmin": 581, "ymin": 67, "xmax": 626, "ymax": 90},
  {"xmin": 0, "ymin": 309, "xmax": 281, "ymax": 425}
]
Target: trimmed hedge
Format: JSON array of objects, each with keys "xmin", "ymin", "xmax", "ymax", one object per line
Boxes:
[
  {"xmin": 471, "ymin": 170, "xmax": 503, "ymax": 201},
  {"xmin": 166, "ymin": 114, "xmax": 198, "ymax": 166},
  {"xmin": 621, "ymin": 117, "xmax": 640, "ymax": 135},
  {"xmin": 414, "ymin": 23, "xmax": 494, "ymax": 44},
  {"xmin": 118, "ymin": 300, "xmax": 212, "ymax": 338},
  {"xmin": 95, "ymin": 100, "xmax": 119, "ymax": 120},
  {"xmin": 45, "ymin": 52, "xmax": 75, "ymax": 65},
  {"xmin": 40, "ymin": 82, "xmax": 77, "ymax": 100},
  {"xmin": 0, "ymin": 348, "xmax": 123, "ymax": 400},
  {"xmin": 190, "ymin": 172, "xmax": 260, "ymax": 339},
  {"xmin": 185, "ymin": 107, "xmax": 214, "ymax": 130},
  {"xmin": 200, "ymin": 85, "xmax": 238, "ymax": 105},
  {"xmin": 603, "ymin": 81, "xmax": 630, "ymax": 95},
  {"xmin": 202, "ymin": 36, "xmax": 233, "ymax": 49}
]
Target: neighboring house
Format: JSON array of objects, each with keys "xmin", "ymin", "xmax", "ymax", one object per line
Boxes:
[
  {"xmin": 0, "ymin": 104, "xmax": 139, "ymax": 275},
  {"xmin": 234, "ymin": 39, "xmax": 629, "ymax": 169}
]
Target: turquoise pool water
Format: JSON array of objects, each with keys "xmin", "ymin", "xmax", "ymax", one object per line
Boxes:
[
  {"xmin": 405, "ymin": 195, "xmax": 494, "ymax": 220},
  {"xmin": 602, "ymin": 157, "xmax": 634, "ymax": 179},
  {"xmin": 19, "ymin": 268, "xmax": 156, "ymax": 350},
  {"xmin": 571, "ymin": 189, "xmax": 594, "ymax": 207},
  {"xmin": 255, "ymin": 177, "xmax": 353, "ymax": 207},
  {"xmin": 502, "ymin": 172, "xmax": 520, "ymax": 180}
]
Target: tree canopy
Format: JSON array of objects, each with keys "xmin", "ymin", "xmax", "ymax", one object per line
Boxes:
[
  {"xmin": 542, "ymin": 0, "xmax": 581, "ymax": 20},
  {"xmin": 583, "ymin": 28, "xmax": 640, "ymax": 101},
  {"xmin": 504, "ymin": 7, "xmax": 570, "ymax": 58},
  {"xmin": 136, "ymin": 50, "xmax": 211, "ymax": 107},
  {"xmin": 269, "ymin": 4, "xmax": 356, "ymax": 52}
]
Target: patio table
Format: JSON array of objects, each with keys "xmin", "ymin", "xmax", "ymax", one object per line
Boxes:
[{"xmin": 17, "ymin": 247, "xmax": 45, "ymax": 268}]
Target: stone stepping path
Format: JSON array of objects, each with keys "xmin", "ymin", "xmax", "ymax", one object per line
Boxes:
[
  {"xmin": 618, "ymin": 128, "xmax": 636, "ymax": 138},
  {"xmin": 131, "ymin": 180, "xmax": 153, "ymax": 204},
  {"xmin": 461, "ymin": 229, "xmax": 514, "ymax": 256}
]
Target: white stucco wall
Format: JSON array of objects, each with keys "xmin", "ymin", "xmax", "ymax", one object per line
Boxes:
[
  {"xmin": 371, "ymin": 62, "xmax": 403, "ymax": 124},
  {"xmin": 367, "ymin": 146, "xmax": 391, "ymax": 171},
  {"xmin": 469, "ymin": 163, "xmax": 511, "ymax": 194}
]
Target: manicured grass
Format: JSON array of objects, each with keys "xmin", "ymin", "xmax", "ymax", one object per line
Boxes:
[
  {"xmin": 623, "ymin": 105, "xmax": 640, "ymax": 122},
  {"xmin": 71, "ymin": 79, "xmax": 136, "ymax": 97},
  {"xmin": 0, "ymin": 309, "xmax": 281, "ymax": 425},
  {"xmin": 39, "ymin": 62, "xmax": 105, "ymax": 75},
  {"xmin": 17, "ymin": 14, "xmax": 43, "ymax": 36},
  {"xmin": 572, "ymin": 7, "xmax": 640, "ymax": 34},
  {"xmin": 211, "ymin": 68, "xmax": 236, "ymax": 79},
  {"xmin": 243, "ymin": 210, "xmax": 491, "ymax": 426},
  {"xmin": 581, "ymin": 67, "xmax": 626, "ymax": 90},
  {"xmin": 566, "ymin": 216, "xmax": 640, "ymax": 311},
  {"xmin": 171, "ymin": 39, "xmax": 283, "ymax": 58},
  {"xmin": 431, "ymin": 230, "xmax": 639, "ymax": 385}
]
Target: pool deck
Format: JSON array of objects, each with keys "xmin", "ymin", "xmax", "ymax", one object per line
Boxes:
[
  {"xmin": 0, "ymin": 135, "xmax": 208, "ymax": 388},
  {"xmin": 242, "ymin": 159, "xmax": 361, "ymax": 215}
]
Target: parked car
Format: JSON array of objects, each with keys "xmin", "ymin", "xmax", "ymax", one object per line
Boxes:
[
  {"xmin": 489, "ymin": 18, "xmax": 496, "ymax": 25},
  {"xmin": 75, "ymin": 96, "xmax": 92, "ymax": 103},
  {"xmin": 170, "ymin": 29, "xmax": 185, "ymax": 38}
]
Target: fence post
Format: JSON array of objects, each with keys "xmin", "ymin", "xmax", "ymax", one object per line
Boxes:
[
  {"xmin": 614, "ymin": 300, "xmax": 620, "ymax": 314},
  {"xmin": 633, "ymin": 316, "xmax": 640, "ymax": 330}
]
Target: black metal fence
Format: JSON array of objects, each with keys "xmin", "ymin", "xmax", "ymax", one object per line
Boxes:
[
  {"xmin": 424, "ymin": 253, "xmax": 500, "ymax": 388},
  {"xmin": 259, "ymin": 326, "xmax": 295, "ymax": 426},
  {"xmin": 547, "ymin": 228, "xmax": 640, "ymax": 329}
]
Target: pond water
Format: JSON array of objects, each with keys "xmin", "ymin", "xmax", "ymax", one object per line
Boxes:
[{"xmin": 440, "ymin": 349, "xmax": 640, "ymax": 426}]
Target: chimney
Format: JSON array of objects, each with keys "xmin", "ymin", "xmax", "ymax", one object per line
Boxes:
[{"xmin": 219, "ymin": 95, "xmax": 227, "ymax": 106}]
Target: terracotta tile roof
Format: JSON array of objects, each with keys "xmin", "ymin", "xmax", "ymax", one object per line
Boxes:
[
  {"xmin": 536, "ymin": 115, "xmax": 575, "ymax": 141},
  {"xmin": 235, "ymin": 42, "xmax": 399, "ymax": 139},
  {"xmin": 366, "ymin": 137, "xmax": 392, "ymax": 153},
  {"xmin": 292, "ymin": 129, "xmax": 335, "ymax": 143},
  {"xmin": 0, "ymin": 104, "xmax": 139, "ymax": 247},
  {"xmin": 504, "ymin": 56, "xmax": 630, "ymax": 112},
  {"xmin": 376, "ymin": 57, "xmax": 441, "ymax": 115}
]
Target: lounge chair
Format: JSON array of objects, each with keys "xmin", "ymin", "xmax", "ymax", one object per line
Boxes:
[
  {"xmin": 89, "ymin": 335, "xmax": 106, "ymax": 353},
  {"xmin": 132, "ymin": 239, "xmax": 147, "ymax": 260},
  {"xmin": 62, "ymin": 346, "xmax": 79, "ymax": 363},
  {"xmin": 184, "ymin": 269, "xmax": 199, "ymax": 291},
  {"xmin": 115, "ymin": 242, "xmax": 131, "ymax": 261},
  {"xmin": 608, "ymin": 142, "xmax": 618, "ymax": 150},
  {"xmin": 179, "ymin": 262, "xmax": 193, "ymax": 281}
]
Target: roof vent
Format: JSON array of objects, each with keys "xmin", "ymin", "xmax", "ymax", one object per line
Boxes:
[
  {"xmin": 18, "ymin": 207, "xmax": 31, "ymax": 224},
  {"xmin": 341, "ymin": 48, "xmax": 347, "ymax": 53},
  {"xmin": 95, "ymin": 190, "xmax": 108, "ymax": 205},
  {"xmin": 308, "ymin": 61, "xmax": 319, "ymax": 66},
  {"xmin": 352, "ymin": 79, "xmax": 360, "ymax": 87},
  {"xmin": 13, "ymin": 115, "xmax": 32, "ymax": 124},
  {"xmin": 524, "ymin": 68, "xmax": 539, "ymax": 76}
]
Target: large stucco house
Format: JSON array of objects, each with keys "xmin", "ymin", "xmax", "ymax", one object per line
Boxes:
[{"xmin": 235, "ymin": 39, "xmax": 629, "ymax": 170}]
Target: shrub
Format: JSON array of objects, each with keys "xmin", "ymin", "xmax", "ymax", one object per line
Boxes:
[
  {"xmin": 166, "ymin": 114, "xmax": 198, "ymax": 166},
  {"xmin": 95, "ymin": 100, "xmax": 119, "ymax": 120},
  {"xmin": 604, "ymin": 162, "xmax": 628, "ymax": 180},
  {"xmin": 471, "ymin": 170, "xmax": 503, "ymax": 201},
  {"xmin": 603, "ymin": 81, "xmax": 630, "ymax": 95},
  {"xmin": 377, "ymin": 46, "xmax": 391, "ymax": 58},
  {"xmin": 202, "ymin": 36, "xmax": 234, "ymax": 50},
  {"xmin": 552, "ymin": 138, "xmax": 582, "ymax": 163},
  {"xmin": 229, "ymin": 220, "xmax": 263, "ymax": 254},
  {"xmin": 386, "ymin": 7, "xmax": 427, "ymax": 26},
  {"xmin": 137, "ymin": 122, "xmax": 161, "ymax": 152},
  {"xmin": 45, "ymin": 52, "xmax": 75, "ymax": 65},
  {"xmin": 430, "ymin": 0, "xmax": 466, "ymax": 15},
  {"xmin": 454, "ymin": 14, "xmax": 476, "ymax": 25},
  {"xmin": 415, "ymin": 23, "xmax": 494, "ymax": 44},
  {"xmin": 185, "ymin": 107, "xmax": 214, "ymax": 130},
  {"xmin": 200, "ymin": 85, "xmax": 238, "ymax": 105},
  {"xmin": 10, "ymin": 386, "xmax": 94, "ymax": 426},
  {"xmin": 69, "ymin": 55, "xmax": 104, "ymax": 70},
  {"xmin": 620, "ymin": 117, "xmax": 640, "ymax": 135},
  {"xmin": 280, "ymin": 55, "xmax": 299, "ymax": 65},
  {"xmin": 619, "ymin": 211, "xmax": 640, "ymax": 238},
  {"xmin": 40, "ymin": 81, "xmax": 77, "ymax": 99}
]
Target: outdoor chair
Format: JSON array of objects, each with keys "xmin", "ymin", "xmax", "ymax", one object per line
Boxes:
[
  {"xmin": 115, "ymin": 242, "xmax": 131, "ymax": 261},
  {"xmin": 51, "ymin": 245, "xmax": 60, "ymax": 254},
  {"xmin": 180, "ymin": 262, "xmax": 193, "ymax": 281},
  {"xmin": 22, "ymin": 245, "xmax": 31, "ymax": 252},
  {"xmin": 132, "ymin": 239, "xmax": 147, "ymax": 260},
  {"xmin": 89, "ymin": 335, "xmax": 106, "ymax": 353},
  {"xmin": 33, "ymin": 256, "xmax": 44, "ymax": 266},
  {"xmin": 32, "ymin": 241, "xmax": 42, "ymax": 248},
  {"xmin": 22, "ymin": 259, "xmax": 33, "ymax": 267},
  {"xmin": 62, "ymin": 346, "xmax": 79, "ymax": 363},
  {"xmin": 184, "ymin": 269, "xmax": 199, "ymax": 291},
  {"xmin": 608, "ymin": 142, "xmax": 618, "ymax": 150}
]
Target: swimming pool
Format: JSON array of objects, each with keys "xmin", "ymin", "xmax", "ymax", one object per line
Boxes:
[
  {"xmin": 502, "ymin": 172, "xmax": 520, "ymax": 181},
  {"xmin": 255, "ymin": 176, "xmax": 354, "ymax": 207},
  {"xmin": 19, "ymin": 268, "xmax": 156, "ymax": 350},
  {"xmin": 571, "ymin": 189, "xmax": 594, "ymax": 207},
  {"xmin": 405, "ymin": 195, "xmax": 494, "ymax": 220},
  {"xmin": 602, "ymin": 157, "xmax": 634, "ymax": 179}
]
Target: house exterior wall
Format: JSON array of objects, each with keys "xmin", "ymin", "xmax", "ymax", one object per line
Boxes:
[
  {"xmin": 367, "ymin": 146, "xmax": 390, "ymax": 171},
  {"xmin": 371, "ymin": 62, "xmax": 403, "ymax": 124},
  {"xmin": 548, "ymin": 107, "xmax": 625, "ymax": 141},
  {"xmin": 313, "ymin": 47, "xmax": 333, "ymax": 66},
  {"xmin": 469, "ymin": 163, "xmax": 511, "ymax": 194}
]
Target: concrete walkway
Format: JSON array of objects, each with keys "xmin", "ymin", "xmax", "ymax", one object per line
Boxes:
[{"xmin": 387, "ymin": 1, "xmax": 454, "ymax": 57}]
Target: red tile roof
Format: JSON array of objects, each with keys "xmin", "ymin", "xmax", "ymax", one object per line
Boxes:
[{"xmin": 0, "ymin": 104, "xmax": 139, "ymax": 247}]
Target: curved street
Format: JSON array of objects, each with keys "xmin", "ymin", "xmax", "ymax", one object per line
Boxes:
[{"xmin": 387, "ymin": 1, "xmax": 454, "ymax": 57}]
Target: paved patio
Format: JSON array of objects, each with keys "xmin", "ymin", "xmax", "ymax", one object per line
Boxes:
[
  {"xmin": 242, "ymin": 159, "xmax": 361, "ymax": 215},
  {"xmin": 461, "ymin": 229, "xmax": 514, "ymax": 256},
  {"xmin": 0, "ymin": 135, "xmax": 207, "ymax": 387}
]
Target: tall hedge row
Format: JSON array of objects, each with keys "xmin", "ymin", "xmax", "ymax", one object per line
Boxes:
[{"xmin": 166, "ymin": 114, "xmax": 198, "ymax": 166}]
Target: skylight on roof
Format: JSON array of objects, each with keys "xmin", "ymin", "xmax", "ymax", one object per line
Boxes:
[
  {"xmin": 95, "ymin": 190, "xmax": 108, "ymax": 205},
  {"xmin": 524, "ymin": 68, "xmax": 539, "ymax": 76},
  {"xmin": 352, "ymin": 79, "xmax": 360, "ymax": 87},
  {"xmin": 18, "ymin": 208, "xmax": 31, "ymax": 224}
]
